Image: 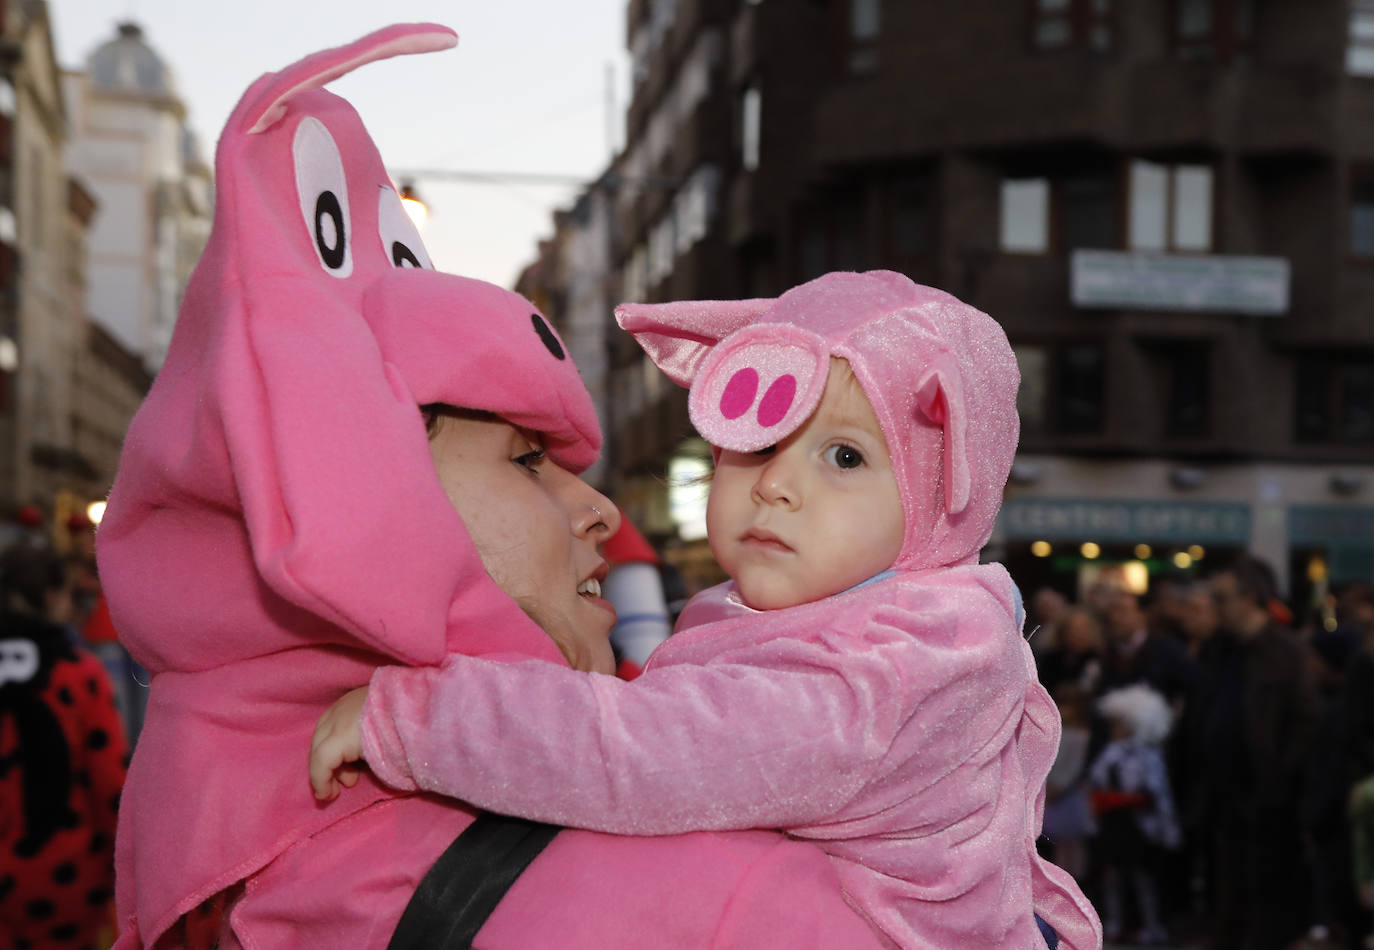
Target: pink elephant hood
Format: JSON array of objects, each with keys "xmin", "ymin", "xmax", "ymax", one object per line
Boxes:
[
  {"xmin": 96, "ymin": 25, "xmax": 601, "ymax": 945},
  {"xmin": 616, "ymin": 270, "xmax": 1020, "ymax": 573}
]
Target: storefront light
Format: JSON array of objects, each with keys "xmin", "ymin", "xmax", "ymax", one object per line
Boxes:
[
  {"xmin": 1173, "ymin": 551, "xmax": 1193, "ymax": 569},
  {"xmin": 1030, "ymin": 540, "xmax": 1052, "ymax": 558},
  {"xmin": 86, "ymin": 500, "xmax": 107, "ymax": 525},
  {"xmin": 1134, "ymin": 543, "xmax": 1152, "ymax": 560},
  {"xmin": 1080, "ymin": 542, "xmax": 1101, "ymax": 560},
  {"xmin": 1122, "ymin": 561, "xmax": 1149, "ymax": 594},
  {"xmin": 1188, "ymin": 544, "xmax": 1205, "ymax": 560}
]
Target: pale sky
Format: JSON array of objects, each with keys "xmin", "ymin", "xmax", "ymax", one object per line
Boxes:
[{"xmin": 50, "ymin": 1, "xmax": 630, "ymax": 288}]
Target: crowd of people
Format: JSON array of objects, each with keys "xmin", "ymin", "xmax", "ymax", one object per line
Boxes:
[{"xmin": 1030, "ymin": 558, "xmax": 1374, "ymax": 949}]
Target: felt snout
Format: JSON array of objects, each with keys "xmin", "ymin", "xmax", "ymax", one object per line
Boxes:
[{"xmin": 686, "ymin": 324, "xmax": 831, "ymax": 453}]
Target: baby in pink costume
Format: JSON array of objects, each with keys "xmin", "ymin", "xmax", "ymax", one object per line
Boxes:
[
  {"xmin": 98, "ymin": 25, "xmax": 886, "ymax": 949},
  {"xmin": 329, "ymin": 272, "xmax": 1102, "ymax": 947}
]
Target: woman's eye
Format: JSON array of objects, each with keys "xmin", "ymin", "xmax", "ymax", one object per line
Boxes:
[
  {"xmin": 825, "ymin": 444, "xmax": 865, "ymax": 470},
  {"xmin": 513, "ymin": 448, "xmax": 547, "ymax": 473}
]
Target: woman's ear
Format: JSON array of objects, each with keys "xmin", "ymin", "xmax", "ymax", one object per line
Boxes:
[
  {"xmin": 615, "ymin": 298, "xmax": 775, "ymax": 388},
  {"xmin": 914, "ymin": 360, "xmax": 971, "ymax": 516}
]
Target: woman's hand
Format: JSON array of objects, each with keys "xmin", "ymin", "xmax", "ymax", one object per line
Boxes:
[{"xmin": 309, "ymin": 686, "xmax": 369, "ymax": 801}]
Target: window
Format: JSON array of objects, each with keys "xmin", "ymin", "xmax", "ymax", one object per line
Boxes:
[
  {"xmin": 1174, "ymin": 0, "xmax": 1254, "ymax": 61},
  {"xmin": 888, "ymin": 176, "xmax": 930, "ymax": 257},
  {"xmin": 1162, "ymin": 342, "xmax": 1211, "ymax": 438},
  {"xmin": 1128, "ymin": 160, "xmax": 1212, "ymax": 252},
  {"xmin": 1001, "ymin": 178, "xmax": 1050, "ymax": 253},
  {"xmin": 797, "ymin": 193, "xmax": 865, "ymax": 281},
  {"xmin": 849, "ymin": 0, "xmax": 881, "ymax": 73},
  {"xmin": 740, "ymin": 86, "xmax": 761, "ymax": 172},
  {"xmin": 1060, "ymin": 344, "xmax": 1105, "ymax": 434},
  {"xmin": 1351, "ymin": 180, "xmax": 1374, "ymax": 256},
  {"xmin": 1014, "ymin": 344, "xmax": 1050, "ymax": 432},
  {"xmin": 1350, "ymin": 0, "xmax": 1374, "ymax": 75},
  {"xmin": 1032, "ymin": 0, "xmax": 1112, "ymax": 52},
  {"xmin": 1014, "ymin": 343, "xmax": 1105, "ymax": 435},
  {"xmin": 1297, "ymin": 359, "xmax": 1374, "ymax": 444},
  {"xmin": 1059, "ymin": 171, "xmax": 1118, "ymax": 250}
]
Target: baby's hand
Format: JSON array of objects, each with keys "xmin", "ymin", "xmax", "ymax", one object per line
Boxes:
[{"xmin": 309, "ymin": 686, "xmax": 369, "ymax": 801}]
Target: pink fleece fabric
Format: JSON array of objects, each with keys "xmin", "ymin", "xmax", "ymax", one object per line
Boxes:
[
  {"xmin": 98, "ymin": 26, "xmax": 883, "ymax": 950},
  {"xmin": 359, "ymin": 272, "xmax": 1101, "ymax": 947}
]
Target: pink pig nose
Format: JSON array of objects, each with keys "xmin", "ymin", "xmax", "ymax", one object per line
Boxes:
[
  {"xmin": 688, "ymin": 326, "xmax": 830, "ymax": 453},
  {"xmin": 718, "ymin": 368, "xmax": 799, "ymax": 427}
]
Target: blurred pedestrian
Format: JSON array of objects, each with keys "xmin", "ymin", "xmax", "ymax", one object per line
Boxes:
[
  {"xmin": 1298, "ymin": 625, "xmax": 1363, "ymax": 949},
  {"xmin": 1099, "ymin": 589, "xmax": 1197, "ymax": 707},
  {"xmin": 1043, "ymin": 682, "xmax": 1097, "ymax": 884},
  {"xmin": 1036, "ymin": 605, "xmax": 1105, "ymax": 697},
  {"xmin": 1089, "ymin": 684, "xmax": 1180, "ymax": 946},
  {"xmin": 1199, "ymin": 555, "xmax": 1319, "ymax": 950},
  {"xmin": 0, "ymin": 541, "xmax": 128, "ymax": 950},
  {"xmin": 1029, "ymin": 586, "xmax": 1070, "ymax": 657}
]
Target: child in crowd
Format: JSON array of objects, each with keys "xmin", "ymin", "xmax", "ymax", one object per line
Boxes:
[
  {"xmin": 1043, "ymin": 684, "xmax": 1097, "ymax": 885},
  {"xmin": 1088, "ymin": 684, "xmax": 1180, "ymax": 946},
  {"xmin": 311, "ymin": 271, "xmax": 1101, "ymax": 948}
]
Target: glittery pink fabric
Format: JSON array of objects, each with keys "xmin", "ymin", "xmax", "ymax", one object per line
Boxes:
[
  {"xmin": 359, "ymin": 271, "xmax": 1100, "ymax": 946},
  {"xmin": 97, "ymin": 27, "xmax": 884, "ymax": 950}
]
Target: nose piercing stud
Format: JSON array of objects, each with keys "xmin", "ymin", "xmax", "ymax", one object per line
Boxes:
[{"xmin": 590, "ymin": 505, "xmax": 602, "ymax": 519}]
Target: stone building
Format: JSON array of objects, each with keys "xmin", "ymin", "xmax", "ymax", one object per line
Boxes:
[
  {"xmin": 589, "ymin": 0, "xmax": 1374, "ymax": 605},
  {"xmin": 63, "ymin": 20, "xmax": 211, "ymax": 374}
]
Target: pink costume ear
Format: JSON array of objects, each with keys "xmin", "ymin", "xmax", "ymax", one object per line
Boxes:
[
  {"xmin": 915, "ymin": 360, "xmax": 971, "ymax": 515},
  {"xmin": 239, "ymin": 24, "xmax": 458, "ymax": 134},
  {"xmin": 615, "ymin": 298, "xmax": 775, "ymax": 387}
]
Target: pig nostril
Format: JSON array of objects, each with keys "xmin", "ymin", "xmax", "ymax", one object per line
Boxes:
[
  {"xmin": 757, "ymin": 375, "xmax": 797, "ymax": 427},
  {"xmin": 719, "ymin": 368, "xmax": 759, "ymax": 420}
]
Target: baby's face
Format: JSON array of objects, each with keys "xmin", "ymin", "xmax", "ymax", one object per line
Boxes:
[{"xmin": 706, "ymin": 363, "xmax": 904, "ymax": 610}]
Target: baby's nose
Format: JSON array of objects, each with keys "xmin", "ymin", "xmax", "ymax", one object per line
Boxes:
[{"xmin": 687, "ymin": 328, "xmax": 830, "ymax": 452}]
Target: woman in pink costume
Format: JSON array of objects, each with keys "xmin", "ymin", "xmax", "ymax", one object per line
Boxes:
[
  {"xmin": 311, "ymin": 271, "xmax": 1103, "ymax": 947},
  {"xmin": 97, "ymin": 24, "xmax": 886, "ymax": 949}
]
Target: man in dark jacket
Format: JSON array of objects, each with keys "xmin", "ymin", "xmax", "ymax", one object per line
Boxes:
[{"xmin": 1199, "ymin": 555, "xmax": 1319, "ymax": 950}]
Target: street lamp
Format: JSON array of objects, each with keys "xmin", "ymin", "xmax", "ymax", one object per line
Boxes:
[{"xmin": 398, "ymin": 179, "xmax": 428, "ymax": 231}]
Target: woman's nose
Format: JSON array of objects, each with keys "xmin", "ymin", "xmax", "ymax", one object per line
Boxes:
[{"xmin": 573, "ymin": 483, "xmax": 622, "ymax": 539}]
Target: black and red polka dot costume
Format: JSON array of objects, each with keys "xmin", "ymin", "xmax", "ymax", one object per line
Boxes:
[{"xmin": 1, "ymin": 611, "xmax": 128, "ymax": 950}]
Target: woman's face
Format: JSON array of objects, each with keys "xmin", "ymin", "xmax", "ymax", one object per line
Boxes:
[{"xmin": 428, "ymin": 411, "xmax": 621, "ymax": 674}]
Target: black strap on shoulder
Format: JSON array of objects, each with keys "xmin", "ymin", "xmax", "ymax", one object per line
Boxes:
[{"xmin": 388, "ymin": 812, "xmax": 561, "ymax": 950}]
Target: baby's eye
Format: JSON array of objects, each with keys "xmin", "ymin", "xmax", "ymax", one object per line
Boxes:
[
  {"xmin": 512, "ymin": 448, "xmax": 547, "ymax": 473},
  {"xmin": 753, "ymin": 445, "xmax": 778, "ymax": 457},
  {"xmin": 824, "ymin": 444, "xmax": 865, "ymax": 470}
]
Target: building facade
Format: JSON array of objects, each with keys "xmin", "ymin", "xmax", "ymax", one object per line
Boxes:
[
  {"xmin": 63, "ymin": 21, "xmax": 211, "ymax": 374},
  {"xmin": 590, "ymin": 0, "xmax": 1374, "ymax": 606}
]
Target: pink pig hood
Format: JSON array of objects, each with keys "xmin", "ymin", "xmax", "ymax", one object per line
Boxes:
[
  {"xmin": 96, "ymin": 24, "xmax": 600, "ymax": 946},
  {"xmin": 616, "ymin": 270, "xmax": 1020, "ymax": 572}
]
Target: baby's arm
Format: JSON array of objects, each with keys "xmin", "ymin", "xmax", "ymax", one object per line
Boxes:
[{"xmin": 354, "ymin": 644, "xmax": 903, "ymax": 835}]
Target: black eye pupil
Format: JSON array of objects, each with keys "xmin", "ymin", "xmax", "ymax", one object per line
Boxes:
[
  {"xmin": 838, "ymin": 447, "xmax": 861, "ymax": 468},
  {"xmin": 392, "ymin": 241, "xmax": 421, "ymax": 268},
  {"xmin": 314, "ymin": 191, "xmax": 346, "ymax": 269}
]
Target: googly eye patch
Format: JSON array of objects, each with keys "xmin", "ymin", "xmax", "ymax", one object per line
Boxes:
[{"xmin": 687, "ymin": 324, "xmax": 830, "ymax": 452}]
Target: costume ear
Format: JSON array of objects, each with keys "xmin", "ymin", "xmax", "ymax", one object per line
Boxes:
[
  {"xmin": 240, "ymin": 24, "xmax": 457, "ymax": 134},
  {"xmin": 914, "ymin": 360, "xmax": 971, "ymax": 516},
  {"xmin": 615, "ymin": 298, "xmax": 774, "ymax": 387}
]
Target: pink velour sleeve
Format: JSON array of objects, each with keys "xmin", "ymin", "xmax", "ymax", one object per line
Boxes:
[
  {"xmin": 358, "ymin": 642, "xmax": 906, "ymax": 835},
  {"xmin": 358, "ymin": 578, "xmax": 1026, "ymax": 839}
]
